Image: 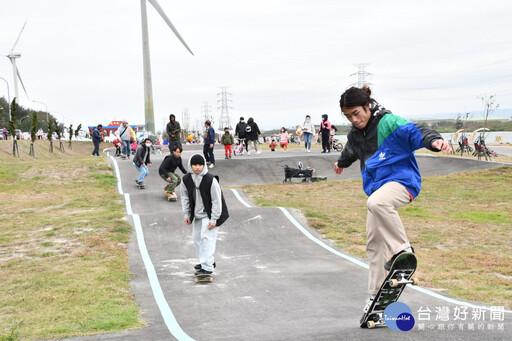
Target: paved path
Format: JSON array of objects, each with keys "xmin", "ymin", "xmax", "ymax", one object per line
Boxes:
[{"xmin": 64, "ymin": 147, "xmax": 511, "ymax": 341}]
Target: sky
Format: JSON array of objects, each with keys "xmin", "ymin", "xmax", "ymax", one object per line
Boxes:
[{"xmin": 1, "ymin": 0, "xmax": 512, "ymax": 131}]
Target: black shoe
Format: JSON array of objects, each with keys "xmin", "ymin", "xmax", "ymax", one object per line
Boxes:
[
  {"xmin": 384, "ymin": 247, "xmax": 415, "ymax": 271},
  {"xmin": 321, "ymin": 150, "xmax": 326, "ymax": 153},
  {"xmin": 195, "ymin": 268, "xmax": 213, "ymax": 276},
  {"xmin": 194, "ymin": 262, "xmax": 216, "ymax": 270},
  {"xmin": 135, "ymin": 179, "xmax": 140, "ymax": 184}
]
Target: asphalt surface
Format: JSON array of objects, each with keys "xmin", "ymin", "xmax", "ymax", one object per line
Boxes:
[{"xmin": 62, "ymin": 146, "xmax": 511, "ymax": 341}]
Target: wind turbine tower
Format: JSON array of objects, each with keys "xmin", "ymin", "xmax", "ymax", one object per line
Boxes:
[
  {"xmin": 351, "ymin": 63, "xmax": 372, "ymax": 88},
  {"xmin": 140, "ymin": 0, "xmax": 194, "ymax": 133},
  {"xmin": 217, "ymin": 87, "xmax": 233, "ymax": 130}
]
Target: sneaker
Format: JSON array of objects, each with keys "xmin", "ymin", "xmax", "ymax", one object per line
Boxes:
[
  {"xmin": 164, "ymin": 185, "xmax": 168, "ymax": 191},
  {"xmin": 195, "ymin": 268, "xmax": 213, "ymax": 276},
  {"xmin": 256, "ymin": 150, "xmax": 262, "ymax": 155},
  {"xmin": 321, "ymin": 150, "xmax": 326, "ymax": 153},
  {"xmin": 135, "ymin": 179, "xmax": 140, "ymax": 185},
  {"xmin": 194, "ymin": 262, "xmax": 216, "ymax": 270},
  {"xmin": 247, "ymin": 151, "xmax": 251, "ymax": 156},
  {"xmin": 225, "ymin": 156, "xmax": 229, "ymax": 159},
  {"xmin": 209, "ymin": 164, "xmax": 215, "ymax": 169},
  {"xmin": 307, "ymin": 149, "xmax": 311, "ymax": 153},
  {"xmin": 384, "ymin": 247, "xmax": 415, "ymax": 271},
  {"xmin": 229, "ymin": 156, "xmax": 232, "ymax": 159}
]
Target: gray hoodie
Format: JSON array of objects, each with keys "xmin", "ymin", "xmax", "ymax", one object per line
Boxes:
[{"xmin": 180, "ymin": 154, "xmax": 222, "ymax": 224}]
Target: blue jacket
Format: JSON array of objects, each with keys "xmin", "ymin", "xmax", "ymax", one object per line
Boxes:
[
  {"xmin": 92, "ymin": 127, "xmax": 102, "ymax": 143},
  {"xmin": 337, "ymin": 108, "xmax": 443, "ymax": 199},
  {"xmin": 205, "ymin": 126, "xmax": 215, "ymax": 144}
]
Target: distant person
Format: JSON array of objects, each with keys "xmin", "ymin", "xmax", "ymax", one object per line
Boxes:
[
  {"xmin": 245, "ymin": 117, "xmax": 261, "ymax": 155},
  {"xmin": 278, "ymin": 127, "xmax": 289, "ymax": 152},
  {"xmin": 221, "ymin": 127, "xmax": 234, "ymax": 159},
  {"xmin": 334, "ymin": 86, "xmax": 451, "ymax": 323},
  {"xmin": 235, "ymin": 117, "xmax": 248, "ymax": 153},
  {"xmin": 2, "ymin": 127, "xmax": 8, "ymax": 140},
  {"xmin": 269, "ymin": 139, "xmax": 276, "ymax": 152},
  {"xmin": 166, "ymin": 114, "xmax": 182, "ymax": 154},
  {"xmin": 91, "ymin": 124, "xmax": 103, "ymax": 157},
  {"xmin": 159, "ymin": 145, "xmax": 187, "ymax": 200},
  {"xmin": 319, "ymin": 114, "xmax": 332, "ymax": 153},
  {"xmin": 115, "ymin": 120, "xmax": 136, "ymax": 159},
  {"xmin": 133, "ymin": 138, "xmax": 153, "ymax": 188},
  {"xmin": 131, "ymin": 140, "xmax": 138, "ymax": 155},
  {"xmin": 203, "ymin": 120, "xmax": 216, "ymax": 168},
  {"xmin": 181, "ymin": 153, "xmax": 229, "ymax": 276},
  {"xmin": 113, "ymin": 137, "xmax": 122, "ymax": 157},
  {"xmin": 329, "ymin": 125, "xmax": 338, "ymax": 150}
]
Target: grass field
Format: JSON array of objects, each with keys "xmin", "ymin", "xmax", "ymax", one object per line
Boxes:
[
  {"xmin": 0, "ymin": 141, "xmax": 142, "ymax": 340},
  {"xmin": 240, "ymin": 166, "xmax": 512, "ymax": 309}
]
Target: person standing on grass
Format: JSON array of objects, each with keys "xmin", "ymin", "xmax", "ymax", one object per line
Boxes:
[
  {"xmin": 333, "ymin": 86, "xmax": 451, "ymax": 324},
  {"xmin": 301, "ymin": 115, "xmax": 315, "ymax": 153},
  {"xmin": 91, "ymin": 124, "xmax": 103, "ymax": 157},
  {"xmin": 133, "ymin": 138, "xmax": 153, "ymax": 188},
  {"xmin": 166, "ymin": 114, "xmax": 182, "ymax": 154},
  {"xmin": 221, "ymin": 127, "xmax": 234, "ymax": 159},
  {"xmin": 159, "ymin": 145, "xmax": 187, "ymax": 200},
  {"xmin": 181, "ymin": 153, "xmax": 229, "ymax": 276},
  {"xmin": 203, "ymin": 120, "xmax": 216, "ymax": 168},
  {"xmin": 245, "ymin": 117, "xmax": 261, "ymax": 155}
]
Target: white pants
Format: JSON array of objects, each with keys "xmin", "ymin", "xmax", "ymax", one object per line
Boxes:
[{"xmin": 193, "ymin": 217, "xmax": 218, "ymax": 272}]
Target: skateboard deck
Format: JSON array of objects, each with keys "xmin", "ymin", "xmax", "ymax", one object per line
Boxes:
[
  {"xmin": 166, "ymin": 193, "xmax": 177, "ymax": 201},
  {"xmin": 137, "ymin": 184, "xmax": 146, "ymax": 189},
  {"xmin": 195, "ymin": 274, "xmax": 213, "ymax": 284},
  {"xmin": 360, "ymin": 252, "xmax": 418, "ymax": 329}
]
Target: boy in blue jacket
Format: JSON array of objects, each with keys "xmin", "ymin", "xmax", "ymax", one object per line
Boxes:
[
  {"xmin": 203, "ymin": 120, "xmax": 216, "ymax": 169},
  {"xmin": 334, "ymin": 86, "xmax": 451, "ymax": 323}
]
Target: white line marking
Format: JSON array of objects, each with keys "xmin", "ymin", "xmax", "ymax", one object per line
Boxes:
[
  {"xmin": 230, "ymin": 188, "xmax": 251, "ymax": 208},
  {"xmin": 109, "ymin": 155, "xmax": 196, "ymax": 340},
  {"xmin": 230, "ymin": 189, "xmax": 512, "ymax": 314}
]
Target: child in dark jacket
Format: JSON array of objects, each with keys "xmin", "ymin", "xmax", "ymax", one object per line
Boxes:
[
  {"xmin": 133, "ymin": 138, "xmax": 153, "ymax": 188},
  {"xmin": 181, "ymin": 154, "xmax": 229, "ymax": 276},
  {"xmin": 159, "ymin": 145, "xmax": 187, "ymax": 200},
  {"xmin": 221, "ymin": 127, "xmax": 234, "ymax": 159}
]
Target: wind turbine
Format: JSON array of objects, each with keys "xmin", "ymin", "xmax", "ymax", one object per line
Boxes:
[
  {"xmin": 4, "ymin": 19, "xmax": 29, "ymax": 104},
  {"xmin": 141, "ymin": 0, "xmax": 194, "ymax": 134}
]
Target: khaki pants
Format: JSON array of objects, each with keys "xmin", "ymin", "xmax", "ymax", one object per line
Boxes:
[
  {"xmin": 366, "ymin": 181, "xmax": 411, "ymax": 295},
  {"xmin": 161, "ymin": 172, "xmax": 181, "ymax": 193}
]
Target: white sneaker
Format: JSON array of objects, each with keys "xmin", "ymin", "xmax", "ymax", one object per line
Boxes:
[
  {"xmin": 247, "ymin": 151, "xmax": 251, "ymax": 156},
  {"xmin": 256, "ymin": 150, "xmax": 262, "ymax": 155},
  {"xmin": 209, "ymin": 164, "xmax": 215, "ymax": 169},
  {"xmin": 307, "ymin": 149, "xmax": 311, "ymax": 153}
]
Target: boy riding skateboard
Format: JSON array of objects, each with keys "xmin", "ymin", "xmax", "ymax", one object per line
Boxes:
[
  {"xmin": 334, "ymin": 86, "xmax": 451, "ymax": 323},
  {"xmin": 159, "ymin": 145, "xmax": 187, "ymax": 201},
  {"xmin": 181, "ymin": 154, "xmax": 229, "ymax": 280}
]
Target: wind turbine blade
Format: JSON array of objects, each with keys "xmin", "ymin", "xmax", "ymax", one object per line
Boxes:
[
  {"xmin": 147, "ymin": 0, "xmax": 194, "ymax": 56},
  {"xmin": 13, "ymin": 64, "xmax": 29, "ymax": 100},
  {"xmin": 11, "ymin": 18, "xmax": 28, "ymax": 53}
]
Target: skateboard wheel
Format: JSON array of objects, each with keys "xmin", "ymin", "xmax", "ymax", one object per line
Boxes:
[
  {"xmin": 390, "ymin": 279, "xmax": 398, "ymax": 288},
  {"xmin": 411, "ymin": 277, "xmax": 418, "ymax": 285},
  {"xmin": 367, "ymin": 321, "xmax": 376, "ymax": 329}
]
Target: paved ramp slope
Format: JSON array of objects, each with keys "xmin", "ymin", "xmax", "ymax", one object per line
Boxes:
[{"xmin": 65, "ymin": 149, "xmax": 510, "ymax": 341}]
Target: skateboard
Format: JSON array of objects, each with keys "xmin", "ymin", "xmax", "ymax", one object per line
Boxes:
[
  {"xmin": 137, "ymin": 183, "xmax": 146, "ymax": 189},
  {"xmin": 360, "ymin": 252, "xmax": 418, "ymax": 329},
  {"xmin": 195, "ymin": 273, "xmax": 213, "ymax": 284}
]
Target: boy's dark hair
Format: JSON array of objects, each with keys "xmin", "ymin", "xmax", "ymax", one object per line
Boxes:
[
  {"xmin": 172, "ymin": 145, "xmax": 183, "ymax": 153},
  {"xmin": 169, "ymin": 114, "xmax": 175, "ymax": 121},
  {"xmin": 224, "ymin": 127, "xmax": 229, "ymax": 131},
  {"xmin": 97, "ymin": 124, "xmax": 102, "ymax": 128},
  {"xmin": 339, "ymin": 86, "xmax": 378, "ymax": 110},
  {"xmin": 205, "ymin": 120, "xmax": 211, "ymax": 126},
  {"xmin": 143, "ymin": 138, "xmax": 151, "ymax": 143}
]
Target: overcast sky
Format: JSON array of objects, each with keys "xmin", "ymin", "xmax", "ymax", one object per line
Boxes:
[{"xmin": 1, "ymin": 0, "xmax": 511, "ymax": 131}]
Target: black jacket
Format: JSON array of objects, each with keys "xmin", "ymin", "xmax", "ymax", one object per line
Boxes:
[
  {"xmin": 235, "ymin": 122, "xmax": 247, "ymax": 138},
  {"xmin": 182, "ymin": 173, "xmax": 229, "ymax": 227},
  {"xmin": 245, "ymin": 121, "xmax": 261, "ymax": 140},
  {"xmin": 159, "ymin": 154, "xmax": 187, "ymax": 176},
  {"xmin": 133, "ymin": 145, "xmax": 151, "ymax": 167}
]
